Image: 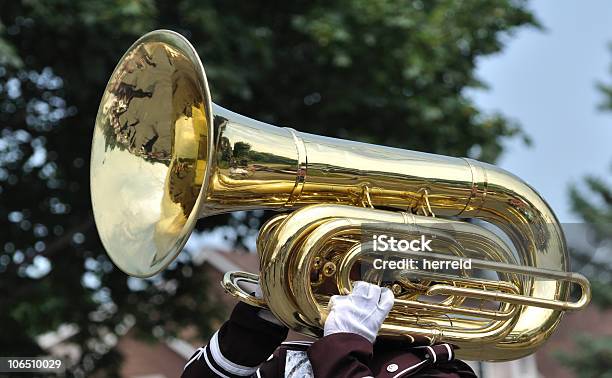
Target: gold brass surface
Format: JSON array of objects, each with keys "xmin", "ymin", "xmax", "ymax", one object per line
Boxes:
[
  {"xmin": 92, "ymin": 30, "xmax": 591, "ymax": 361},
  {"xmin": 223, "ymin": 271, "xmax": 266, "ymax": 308},
  {"xmin": 91, "ymin": 31, "xmax": 211, "ymax": 277},
  {"xmin": 255, "ymin": 205, "xmax": 589, "ymax": 360}
]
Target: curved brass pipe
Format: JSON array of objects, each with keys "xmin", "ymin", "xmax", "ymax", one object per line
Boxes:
[{"xmin": 257, "ymin": 205, "xmax": 588, "ymax": 360}]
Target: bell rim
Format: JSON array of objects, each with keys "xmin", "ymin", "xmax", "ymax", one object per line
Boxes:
[{"xmin": 90, "ymin": 29, "xmax": 215, "ymax": 277}]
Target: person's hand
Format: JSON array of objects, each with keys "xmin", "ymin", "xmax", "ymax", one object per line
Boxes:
[{"xmin": 324, "ymin": 281, "xmax": 394, "ymax": 343}]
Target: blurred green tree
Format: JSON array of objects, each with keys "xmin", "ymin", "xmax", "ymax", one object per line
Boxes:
[
  {"xmin": 0, "ymin": 0, "xmax": 536, "ymax": 376},
  {"xmin": 560, "ymin": 45, "xmax": 612, "ymax": 378}
]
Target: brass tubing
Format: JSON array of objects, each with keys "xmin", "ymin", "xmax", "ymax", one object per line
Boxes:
[{"xmin": 261, "ymin": 206, "xmax": 522, "ymax": 352}]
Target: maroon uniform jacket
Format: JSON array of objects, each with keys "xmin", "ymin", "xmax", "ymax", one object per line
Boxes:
[{"xmin": 181, "ymin": 302, "xmax": 477, "ymax": 378}]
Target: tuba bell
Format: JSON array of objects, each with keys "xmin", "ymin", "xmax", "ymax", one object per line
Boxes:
[{"xmin": 90, "ymin": 30, "xmax": 590, "ymax": 361}]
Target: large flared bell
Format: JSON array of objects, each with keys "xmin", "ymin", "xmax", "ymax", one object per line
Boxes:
[{"xmin": 91, "ymin": 30, "xmax": 213, "ymax": 277}]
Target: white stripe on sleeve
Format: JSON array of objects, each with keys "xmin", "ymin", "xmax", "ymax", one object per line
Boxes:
[{"xmin": 210, "ymin": 331, "xmax": 259, "ymax": 376}]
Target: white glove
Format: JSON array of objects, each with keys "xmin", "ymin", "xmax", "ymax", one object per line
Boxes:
[{"xmin": 324, "ymin": 281, "xmax": 394, "ymax": 343}]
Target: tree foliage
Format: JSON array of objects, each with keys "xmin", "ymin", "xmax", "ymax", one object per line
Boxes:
[
  {"xmin": 556, "ymin": 335, "xmax": 612, "ymax": 378},
  {"xmin": 560, "ymin": 46, "xmax": 612, "ymax": 378},
  {"xmin": 0, "ymin": 0, "xmax": 536, "ymax": 375}
]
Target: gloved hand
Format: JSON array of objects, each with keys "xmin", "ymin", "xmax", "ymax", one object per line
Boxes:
[
  {"xmin": 324, "ymin": 281, "xmax": 394, "ymax": 343},
  {"xmin": 253, "ymin": 284, "xmax": 284, "ymax": 327}
]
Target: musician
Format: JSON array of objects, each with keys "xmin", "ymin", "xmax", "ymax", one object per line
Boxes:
[{"xmin": 181, "ymin": 281, "xmax": 476, "ymax": 378}]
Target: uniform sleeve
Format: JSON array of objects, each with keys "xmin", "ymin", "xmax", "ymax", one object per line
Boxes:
[
  {"xmin": 307, "ymin": 333, "xmax": 374, "ymax": 378},
  {"xmin": 182, "ymin": 302, "xmax": 289, "ymax": 378}
]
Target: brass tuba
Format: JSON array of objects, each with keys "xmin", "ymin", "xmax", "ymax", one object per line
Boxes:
[{"xmin": 90, "ymin": 30, "xmax": 590, "ymax": 361}]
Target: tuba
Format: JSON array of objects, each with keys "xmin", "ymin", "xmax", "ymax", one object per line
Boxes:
[{"xmin": 90, "ymin": 30, "xmax": 590, "ymax": 361}]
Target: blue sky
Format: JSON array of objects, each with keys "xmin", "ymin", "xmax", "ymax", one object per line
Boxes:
[{"xmin": 468, "ymin": 1, "xmax": 612, "ymax": 222}]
